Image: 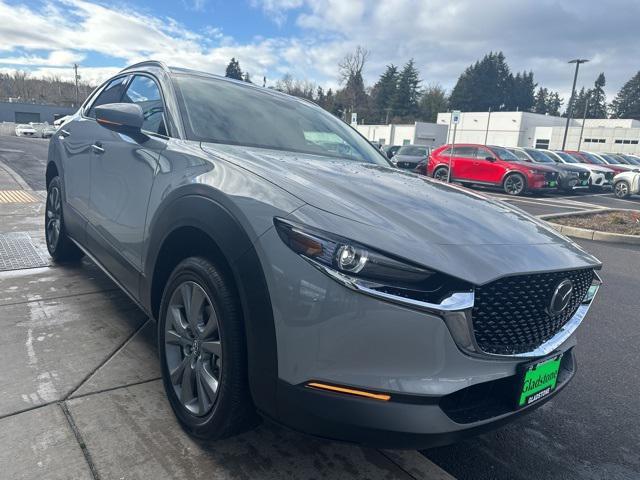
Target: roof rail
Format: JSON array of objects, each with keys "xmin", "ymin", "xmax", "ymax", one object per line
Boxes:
[{"xmin": 119, "ymin": 60, "xmax": 170, "ymax": 73}]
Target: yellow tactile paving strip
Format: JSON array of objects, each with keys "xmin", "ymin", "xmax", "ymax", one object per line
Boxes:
[{"xmin": 0, "ymin": 190, "xmax": 39, "ymax": 204}]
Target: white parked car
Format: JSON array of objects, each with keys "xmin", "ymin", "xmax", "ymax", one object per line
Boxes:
[
  {"xmin": 15, "ymin": 124, "xmax": 37, "ymax": 137},
  {"xmin": 53, "ymin": 115, "xmax": 71, "ymax": 127},
  {"xmin": 41, "ymin": 123, "xmax": 57, "ymax": 138},
  {"xmin": 613, "ymin": 171, "xmax": 640, "ymax": 198},
  {"xmin": 542, "ymin": 150, "xmax": 615, "ymax": 189}
]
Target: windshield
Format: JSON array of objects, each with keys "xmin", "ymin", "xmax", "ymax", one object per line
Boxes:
[
  {"xmin": 397, "ymin": 146, "xmax": 427, "ymax": 156},
  {"xmin": 554, "ymin": 151, "xmax": 579, "ymax": 163},
  {"xmin": 173, "ymin": 74, "xmax": 389, "ymax": 165},
  {"xmin": 610, "ymin": 154, "xmax": 630, "ymax": 164},
  {"xmin": 623, "ymin": 155, "xmax": 640, "ymax": 165},
  {"xmin": 524, "ymin": 148, "xmax": 554, "ymax": 163},
  {"xmin": 598, "ymin": 154, "xmax": 620, "ymax": 164},
  {"xmin": 489, "ymin": 146, "xmax": 520, "ymax": 161}
]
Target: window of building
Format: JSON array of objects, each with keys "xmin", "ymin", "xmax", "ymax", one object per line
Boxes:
[
  {"xmin": 402, "ymin": 139, "xmax": 411, "ymax": 145},
  {"xmin": 535, "ymin": 139, "xmax": 550, "ymax": 149}
]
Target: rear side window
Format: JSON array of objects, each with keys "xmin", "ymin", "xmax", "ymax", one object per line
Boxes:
[
  {"xmin": 509, "ymin": 149, "xmax": 530, "ymax": 161},
  {"xmin": 121, "ymin": 75, "xmax": 167, "ymax": 135},
  {"xmin": 87, "ymin": 77, "xmax": 128, "ymax": 118},
  {"xmin": 452, "ymin": 146, "xmax": 477, "ymax": 158}
]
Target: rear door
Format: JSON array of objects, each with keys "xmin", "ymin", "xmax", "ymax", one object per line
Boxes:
[
  {"xmin": 86, "ymin": 74, "xmax": 169, "ymax": 296},
  {"xmin": 451, "ymin": 146, "xmax": 478, "ymax": 180}
]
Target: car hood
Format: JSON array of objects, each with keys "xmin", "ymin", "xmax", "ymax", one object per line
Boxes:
[
  {"xmin": 577, "ymin": 163, "xmax": 614, "ymax": 174},
  {"xmin": 201, "ymin": 144, "xmax": 600, "ymax": 281},
  {"xmin": 510, "ymin": 161, "xmax": 558, "ymax": 172}
]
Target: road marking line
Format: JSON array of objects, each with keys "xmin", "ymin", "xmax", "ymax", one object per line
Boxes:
[{"xmin": 0, "ymin": 190, "xmax": 38, "ymax": 203}]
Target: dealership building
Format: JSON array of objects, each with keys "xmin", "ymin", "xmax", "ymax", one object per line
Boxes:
[
  {"xmin": 0, "ymin": 101, "xmax": 75, "ymax": 124},
  {"xmin": 358, "ymin": 111, "xmax": 640, "ymax": 154}
]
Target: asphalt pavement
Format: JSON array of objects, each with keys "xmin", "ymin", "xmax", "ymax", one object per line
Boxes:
[{"xmin": 1, "ymin": 134, "xmax": 640, "ymax": 479}]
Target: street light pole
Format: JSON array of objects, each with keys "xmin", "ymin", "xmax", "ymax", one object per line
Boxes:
[
  {"xmin": 561, "ymin": 58, "xmax": 589, "ymax": 150},
  {"xmin": 73, "ymin": 63, "xmax": 79, "ymax": 107},
  {"xmin": 484, "ymin": 107, "xmax": 491, "ymax": 145},
  {"xmin": 577, "ymin": 92, "xmax": 591, "ymax": 151}
]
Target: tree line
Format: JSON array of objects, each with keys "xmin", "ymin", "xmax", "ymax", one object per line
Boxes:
[
  {"xmin": 0, "ymin": 71, "xmax": 93, "ymax": 107},
  {"xmin": 2, "ymin": 51, "xmax": 639, "ymax": 123},
  {"xmin": 225, "ymin": 50, "xmax": 640, "ymax": 123}
]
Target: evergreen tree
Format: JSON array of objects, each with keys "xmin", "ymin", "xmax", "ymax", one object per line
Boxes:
[
  {"xmin": 449, "ymin": 52, "xmax": 512, "ymax": 111},
  {"xmin": 610, "ymin": 71, "xmax": 640, "ymax": 120},
  {"xmin": 571, "ymin": 87, "xmax": 589, "ymax": 119},
  {"xmin": 534, "ymin": 87, "xmax": 549, "ymax": 114},
  {"xmin": 225, "ymin": 58, "xmax": 243, "ymax": 80},
  {"xmin": 546, "ymin": 91, "xmax": 563, "ymax": 116},
  {"xmin": 315, "ymin": 86, "xmax": 325, "ymax": 108},
  {"xmin": 507, "ymin": 71, "xmax": 536, "ymax": 111},
  {"xmin": 371, "ymin": 65, "xmax": 399, "ymax": 122},
  {"xmin": 391, "ymin": 59, "xmax": 421, "ymax": 120},
  {"xmin": 418, "ymin": 84, "xmax": 448, "ymax": 122},
  {"xmin": 588, "ymin": 73, "xmax": 607, "ymax": 118}
]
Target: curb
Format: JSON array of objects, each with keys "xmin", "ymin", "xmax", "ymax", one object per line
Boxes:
[
  {"xmin": 541, "ymin": 209, "xmax": 640, "ymax": 246},
  {"xmin": 0, "ymin": 158, "xmax": 32, "ymax": 191}
]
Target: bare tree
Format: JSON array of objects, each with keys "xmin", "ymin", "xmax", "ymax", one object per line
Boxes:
[{"xmin": 338, "ymin": 46, "xmax": 370, "ymax": 85}]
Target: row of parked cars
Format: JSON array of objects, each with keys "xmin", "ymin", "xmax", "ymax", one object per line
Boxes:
[
  {"xmin": 15, "ymin": 122, "xmax": 58, "ymax": 138},
  {"xmin": 380, "ymin": 143, "xmax": 640, "ymax": 199}
]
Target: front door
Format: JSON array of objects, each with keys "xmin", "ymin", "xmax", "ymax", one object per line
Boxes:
[
  {"xmin": 57, "ymin": 76, "xmax": 129, "ymax": 239},
  {"xmin": 473, "ymin": 146, "xmax": 505, "ymax": 184},
  {"xmin": 86, "ymin": 75, "xmax": 168, "ymax": 296},
  {"xmin": 451, "ymin": 146, "xmax": 479, "ymax": 180}
]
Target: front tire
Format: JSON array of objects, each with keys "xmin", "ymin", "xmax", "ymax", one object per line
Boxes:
[
  {"xmin": 158, "ymin": 256, "xmax": 257, "ymax": 439},
  {"xmin": 503, "ymin": 173, "xmax": 526, "ymax": 196},
  {"xmin": 614, "ymin": 180, "xmax": 631, "ymax": 199},
  {"xmin": 45, "ymin": 176, "xmax": 83, "ymax": 261}
]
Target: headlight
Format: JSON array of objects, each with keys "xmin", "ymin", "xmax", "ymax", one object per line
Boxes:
[
  {"xmin": 274, "ymin": 218, "xmax": 473, "ymax": 312},
  {"xmin": 529, "ymin": 169, "xmax": 546, "ymax": 175}
]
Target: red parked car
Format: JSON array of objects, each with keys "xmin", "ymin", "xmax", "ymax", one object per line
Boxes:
[
  {"xmin": 563, "ymin": 151, "xmax": 629, "ymax": 175},
  {"xmin": 425, "ymin": 144, "xmax": 560, "ymax": 196}
]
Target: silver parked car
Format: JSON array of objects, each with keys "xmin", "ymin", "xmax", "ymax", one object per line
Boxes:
[{"xmin": 45, "ymin": 61, "xmax": 602, "ymax": 448}]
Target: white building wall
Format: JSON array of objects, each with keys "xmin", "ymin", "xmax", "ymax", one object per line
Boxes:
[
  {"xmin": 355, "ymin": 122, "xmax": 447, "ymax": 147},
  {"xmin": 544, "ymin": 126, "xmax": 640, "ymax": 154}
]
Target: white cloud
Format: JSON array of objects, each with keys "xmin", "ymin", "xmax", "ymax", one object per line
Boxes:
[{"xmin": 0, "ymin": 0, "xmax": 638, "ymax": 101}]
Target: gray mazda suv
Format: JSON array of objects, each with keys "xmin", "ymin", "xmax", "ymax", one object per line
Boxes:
[{"xmin": 45, "ymin": 61, "xmax": 602, "ymax": 448}]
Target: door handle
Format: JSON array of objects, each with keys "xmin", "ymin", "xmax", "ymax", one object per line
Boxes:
[
  {"xmin": 59, "ymin": 129, "xmax": 70, "ymax": 138},
  {"xmin": 91, "ymin": 142, "xmax": 105, "ymax": 154}
]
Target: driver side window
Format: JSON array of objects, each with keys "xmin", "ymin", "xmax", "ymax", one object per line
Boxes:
[
  {"xmin": 121, "ymin": 75, "xmax": 167, "ymax": 136},
  {"xmin": 86, "ymin": 77, "xmax": 128, "ymax": 118}
]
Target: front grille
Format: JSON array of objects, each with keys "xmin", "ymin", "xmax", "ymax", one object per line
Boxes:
[
  {"xmin": 578, "ymin": 171, "xmax": 590, "ymax": 180},
  {"xmin": 605, "ymin": 172, "xmax": 614, "ymax": 180},
  {"xmin": 472, "ymin": 269, "xmax": 594, "ymax": 355},
  {"xmin": 544, "ymin": 171, "xmax": 558, "ymax": 181}
]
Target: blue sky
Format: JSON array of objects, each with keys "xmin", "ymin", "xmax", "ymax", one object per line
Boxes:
[{"xmin": 1, "ymin": 0, "xmax": 639, "ymax": 100}]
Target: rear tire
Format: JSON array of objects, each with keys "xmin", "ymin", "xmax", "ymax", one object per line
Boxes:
[
  {"xmin": 433, "ymin": 166, "xmax": 449, "ymax": 182},
  {"xmin": 503, "ymin": 173, "xmax": 526, "ymax": 196},
  {"xmin": 158, "ymin": 256, "xmax": 258, "ymax": 440},
  {"xmin": 45, "ymin": 176, "xmax": 83, "ymax": 262},
  {"xmin": 614, "ymin": 180, "xmax": 631, "ymax": 199}
]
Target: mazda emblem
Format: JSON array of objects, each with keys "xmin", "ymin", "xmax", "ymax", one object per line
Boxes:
[{"xmin": 550, "ymin": 279, "xmax": 574, "ymax": 315}]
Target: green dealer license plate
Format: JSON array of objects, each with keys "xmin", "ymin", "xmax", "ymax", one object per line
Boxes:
[
  {"xmin": 548, "ymin": 180, "xmax": 558, "ymax": 187},
  {"xmin": 517, "ymin": 354, "xmax": 562, "ymax": 408}
]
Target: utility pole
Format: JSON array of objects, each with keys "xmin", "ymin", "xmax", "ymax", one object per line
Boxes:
[
  {"xmin": 577, "ymin": 92, "xmax": 590, "ymax": 151},
  {"xmin": 484, "ymin": 107, "xmax": 492, "ymax": 145},
  {"xmin": 73, "ymin": 63, "xmax": 80, "ymax": 107},
  {"xmin": 561, "ymin": 58, "xmax": 589, "ymax": 150}
]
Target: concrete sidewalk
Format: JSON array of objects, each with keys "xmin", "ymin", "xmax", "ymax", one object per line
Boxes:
[{"xmin": 0, "ymin": 162, "xmax": 453, "ymax": 479}]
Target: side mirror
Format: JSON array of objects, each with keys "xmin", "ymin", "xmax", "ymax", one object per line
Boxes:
[
  {"xmin": 95, "ymin": 103, "xmax": 143, "ymax": 133},
  {"xmin": 485, "ymin": 156, "xmax": 496, "ymax": 162}
]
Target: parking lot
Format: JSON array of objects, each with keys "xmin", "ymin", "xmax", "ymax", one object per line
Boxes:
[{"xmin": 1, "ymin": 136, "xmax": 639, "ymax": 480}]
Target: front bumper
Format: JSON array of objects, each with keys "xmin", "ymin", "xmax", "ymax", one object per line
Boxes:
[
  {"xmin": 254, "ymin": 224, "xmax": 598, "ymax": 448},
  {"xmin": 274, "ymin": 349, "xmax": 576, "ymax": 449}
]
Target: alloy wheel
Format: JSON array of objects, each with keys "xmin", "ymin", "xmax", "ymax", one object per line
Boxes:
[
  {"xmin": 165, "ymin": 281, "xmax": 222, "ymax": 417},
  {"xmin": 46, "ymin": 185, "xmax": 62, "ymax": 249},
  {"xmin": 615, "ymin": 181, "xmax": 629, "ymax": 198},
  {"xmin": 504, "ymin": 175, "xmax": 524, "ymax": 195}
]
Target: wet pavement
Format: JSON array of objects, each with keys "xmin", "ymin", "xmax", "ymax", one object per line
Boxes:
[{"xmin": 0, "ymin": 153, "xmax": 451, "ymax": 479}]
